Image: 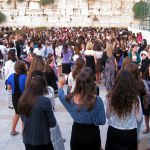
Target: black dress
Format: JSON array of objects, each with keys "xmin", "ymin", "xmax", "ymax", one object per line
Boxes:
[{"xmin": 85, "ymin": 55, "xmax": 95, "ymax": 73}]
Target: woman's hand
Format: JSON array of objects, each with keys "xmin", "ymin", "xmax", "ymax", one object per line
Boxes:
[{"xmin": 58, "ymin": 75, "xmax": 66, "ymax": 88}]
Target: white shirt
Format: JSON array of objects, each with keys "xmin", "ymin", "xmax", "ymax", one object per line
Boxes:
[
  {"xmin": 68, "ymin": 72, "xmax": 75, "ymax": 92},
  {"xmin": 45, "ymin": 46, "xmax": 54, "ymax": 57},
  {"xmin": 94, "ymin": 51, "xmax": 103, "ymax": 59},
  {"xmin": 5, "ymin": 60, "xmax": 15, "ymax": 80},
  {"xmin": 33, "ymin": 46, "xmax": 45, "ymax": 58},
  {"xmin": 55, "ymin": 46, "xmax": 62, "ymax": 57},
  {"xmin": 84, "ymin": 50, "xmax": 95, "ymax": 56},
  {"xmin": 0, "ymin": 45, "xmax": 8, "ymax": 55}
]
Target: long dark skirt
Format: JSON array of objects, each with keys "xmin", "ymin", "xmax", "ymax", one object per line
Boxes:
[
  {"xmin": 25, "ymin": 143, "xmax": 53, "ymax": 150},
  {"xmin": 71, "ymin": 122, "xmax": 101, "ymax": 150},
  {"xmin": 95, "ymin": 58, "xmax": 102, "ymax": 72},
  {"xmin": 105, "ymin": 126, "xmax": 137, "ymax": 150}
]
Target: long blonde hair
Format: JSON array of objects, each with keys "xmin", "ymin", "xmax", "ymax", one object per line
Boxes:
[
  {"xmin": 86, "ymin": 42, "xmax": 94, "ymax": 50},
  {"xmin": 106, "ymin": 44, "xmax": 114, "ymax": 58}
]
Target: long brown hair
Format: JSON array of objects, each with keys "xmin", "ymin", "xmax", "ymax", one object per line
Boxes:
[
  {"xmin": 73, "ymin": 70, "xmax": 96, "ymax": 111},
  {"xmin": 108, "ymin": 70, "xmax": 139, "ymax": 118},
  {"xmin": 26, "ymin": 55, "xmax": 45, "ymax": 87},
  {"xmin": 72, "ymin": 57, "xmax": 85, "ymax": 79},
  {"xmin": 15, "ymin": 60, "xmax": 27, "ymax": 74},
  {"xmin": 18, "ymin": 76, "xmax": 48, "ymax": 117},
  {"xmin": 8, "ymin": 50, "xmax": 16, "ymax": 62},
  {"xmin": 45, "ymin": 57, "xmax": 53, "ymax": 72},
  {"xmin": 122, "ymin": 56, "xmax": 132, "ymax": 70},
  {"xmin": 143, "ymin": 63, "xmax": 150, "ymax": 80}
]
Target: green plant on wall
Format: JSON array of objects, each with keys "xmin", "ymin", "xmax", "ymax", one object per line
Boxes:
[
  {"xmin": 40, "ymin": 0, "xmax": 54, "ymax": 6},
  {"xmin": 133, "ymin": 1, "xmax": 149, "ymax": 20},
  {"xmin": 7, "ymin": 0, "xmax": 25, "ymax": 9},
  {"xmin": 7, "ymin": 0, "xmax": 24, "ymax": 4},
  {"xmin": 0, "ymin": 12, "xmax": 6, "ymax": 23}
]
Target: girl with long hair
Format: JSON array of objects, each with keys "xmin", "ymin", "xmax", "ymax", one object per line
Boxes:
[
  {"xmin": 105, "ymin": 70, "xmax": 142, "ymax": 150},
  {"xmin": 61, "ymin": 42, "xmax": 72, "ymax": 74},
  {"xmin": 67, "ymin": 57, "xmax": 85, "ymax": 93},
  {"xmin": 44, "ymin": 57, "xmax": 58, "ymax": 95},
  {"xmin": 84, "ymin": 41, "xmax": 95, "ymax": 73},
  {"xmin": 58, "ymin": 70, "xmax": 105, "ymax": 150},
  {"xmin": 142, "ymin": 63, "xmax": 150, "ymax": 134},
  {"xmin": 103, "ymin": 44, "xmax": 116, "ymax": 91},
  {"xmin": 7, "ymin": 60, "xmax": 27, "ymax": 135},
  {"xmin": 5, "ymin": 50, "xmax": 17, "ymax": 108},
  {"xmin": 25, "ymin": 55, "xmax": 45, "ymax": 88},
  {"xmin": 18, "ymin": 76, "xmax": 56, "ymax": 150},
  {"xmin": 94, "ymin": 42, "xmax": 103, "ymax": 84}
]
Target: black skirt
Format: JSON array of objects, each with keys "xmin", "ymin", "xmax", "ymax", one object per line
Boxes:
[
  {"xmin": 105, "ymin": 126, "xmax": 137, "ymax": 150},
  {"xmin": 70, "ymin": 122, "xmax": 101, "ymax": 150},
  {"xmin": 62, "ymin": 63, "xmax": 71, "ymax": 74},
  {"xmin": 95, "ymin": 58, "xmax": 102, "ymax": 72},
  {"xmin": 25, "ymin": 143, "xmax": 53, "ymax": 150},
  {"xmin": 85, "ymin": 55, "xmax": 95, "ymax": 73}
]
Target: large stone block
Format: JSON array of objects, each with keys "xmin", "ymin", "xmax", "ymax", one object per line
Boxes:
[
  {"xmin": 29, "ymin": 1, "xmax": 40, "ymax": 9},
  {"xmin": 44, "ymin": 9, "xmax": 53, "ymax": 15},
  {"xmin": 26, "ymin": 9, "xmax": 43, "ymax": 16},
  {"xmin": 18, "ymin": 9, "xmax": 26, "ymax": 16}
]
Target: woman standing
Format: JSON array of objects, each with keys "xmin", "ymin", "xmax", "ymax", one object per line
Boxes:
[
  {"xmin": 55, "ymin": 40, "xmax": 63, "ymax": 76},
  {"xmin": 61, "ymin": 42, "xmax": 72, "ymax": 74},
  {"xmin": 94, "ymin": 43, "xmax": 103, "ymax": 84},
  {"xmin": 84, "ymin": 42, "xmax": 95, "ymax": 73},
  {"xmin": 58, "ymin": 70, "xmax": 106, "ymax": 150},
  {"xmin": 44, "ymin": 58, "xmax": 58, "ymax": 96},
  {"xmin": 7, "ymin": 60, "xmax": 27, "ymax": 135},
  {"xmin": 128, "ymin": 44, "xmax": 141, "ymax": 64},
  {"xmin": 18, "ymin": 76, "xmax": 56, "ymax": 150},
  {"xmin": 5, "ymin": 50, "xmax": 17, "ymax": 108},
  {"xmin": 67, "ymin": 57, "xmax": 85, "ymax": 93},
  {"xmin": 105, "ymin": 70, "xmax": 142, "ymax": 150},
  {"xmin": 142, "ymin": 64, "xmax": 150, "ymax": 134},
  {"xmin": 103, "ymin": 44, "xmax": 116, "ymax": 91}
]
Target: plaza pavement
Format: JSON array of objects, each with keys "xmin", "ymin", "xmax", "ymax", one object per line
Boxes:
[{"xmin": 0, "ymin": 79, "xmax": 150, "ymax": 150}]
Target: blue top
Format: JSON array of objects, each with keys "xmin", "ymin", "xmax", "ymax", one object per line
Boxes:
[
  {"xmin": 58, "ymin": 88, "xmax": 106, "ymax": 125},
  {"xmin": 7, "ymin": 73, "xmax": 27, "ymax": 94},
  {"xmin": 21, "ymin": 96, "xmax": 56, "ymax": 145}
]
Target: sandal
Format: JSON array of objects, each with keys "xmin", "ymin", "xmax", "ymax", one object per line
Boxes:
[
  {"xmin": 10, "ymin": 131, "xmax": 19, "ymax": 136},
  {"xmin": 142, "ymin": 129, "xmax": 150, "ymax": 134}
]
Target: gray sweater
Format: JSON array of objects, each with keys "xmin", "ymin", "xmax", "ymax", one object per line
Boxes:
[{"xmin": 21, "ymin": 95, "xmax": 56, "ymax": 145}]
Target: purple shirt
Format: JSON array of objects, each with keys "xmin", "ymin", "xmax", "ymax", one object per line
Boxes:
[{"xmin": 62, "ymin": 48, "xmax": 72, "ymax": 64}]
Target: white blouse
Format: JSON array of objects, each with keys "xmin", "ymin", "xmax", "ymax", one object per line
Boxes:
[
  {"xmin": 84, "ymin": 50, "xmax": 95, "ymax": 56},
  {"xmin": 106, "ymin": 97, "xmax": 142, "ymax": 130},
  {"xmin": 68, "ymin": 72, "xmax": 75, "ymax": 92},
  {"xmin": 5, "ymin": 60, "xmax": 15, "ymax": 80},
  {"xmin": 94, "ymin": 51, "xmax": 103, "ymax": 59}
]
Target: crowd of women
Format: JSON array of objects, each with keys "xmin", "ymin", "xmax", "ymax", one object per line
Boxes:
[{"xmin": 1, "ymin": 27, "xmax": 150, "ymax": 150}]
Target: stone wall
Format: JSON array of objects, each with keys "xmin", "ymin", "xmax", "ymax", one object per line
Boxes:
[{"xmin": 0, "ymin": 0, "xmax": 140, "ymax": 27}]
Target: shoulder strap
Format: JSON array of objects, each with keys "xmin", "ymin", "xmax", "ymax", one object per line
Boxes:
[{"xmin": 14, "ymin": 73, "xmax": 21, "ymax": 94}]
